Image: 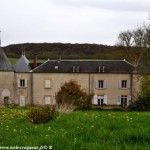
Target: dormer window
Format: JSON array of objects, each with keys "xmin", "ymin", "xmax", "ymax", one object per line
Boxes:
[
  {"xmin": 73, "ymin": 66, "xmax": 80, "ymax": 72},
  {"xmin": 55, "ymin": 66, "xmax": 58, "ymax": 70},
  {"xmin": 99, "ymin": 65, "xmax": 105, "ymax": 72}
]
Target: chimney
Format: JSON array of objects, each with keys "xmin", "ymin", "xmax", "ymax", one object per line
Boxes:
[
  {"xmin": 134, "ymin": 55, "xmax": 140, "ymax": 66},
  {"xmin": 134, "ymin": 57, "xmax": 138, "ymax": 66},
  {"xmin": 34, "ymin": 53, "xmax": 37, "ymax": 68}
]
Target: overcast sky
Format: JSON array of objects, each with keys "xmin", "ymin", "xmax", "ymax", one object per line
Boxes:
[{"xmin": 0, "ymin": 0, "xmax": 149, "ymax": 46}]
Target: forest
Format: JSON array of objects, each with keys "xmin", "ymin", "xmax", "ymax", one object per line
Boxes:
[{"xmin": 3, "ymin": 43, "xmax": 141, "ymax": 63}]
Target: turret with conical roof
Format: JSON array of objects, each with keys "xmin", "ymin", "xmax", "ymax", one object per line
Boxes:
[
  {"xmin": 0, "ymin": 47, "xmax": 14, "ymax": 71},
  {"xmin": 13, "ymin": 52, "xmax": 31, "ymax": 72}
]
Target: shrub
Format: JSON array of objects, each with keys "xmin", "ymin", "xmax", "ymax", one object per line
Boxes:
[
  {"xmin": 129, "ymin": 95, "xmax": 150, "ymax": 111},
  {"xmin": 55, "ymin": 81, "xmax": 93, "ymax": 110},
  {"xmin": 28, "ymin": 106, "xmax": 57, "ymax": 124},
  {"xmin": 129, "ymin": 75, "xmax": 150, "ymax": 111},
  {"xmin": 56, "ymin": 103, "xmax": 77, "ymax": 113}
]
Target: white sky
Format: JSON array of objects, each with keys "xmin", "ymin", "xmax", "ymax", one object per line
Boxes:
[{"xmin": 0, "ymin": 0, "xmax": 149, "ymax": 46}]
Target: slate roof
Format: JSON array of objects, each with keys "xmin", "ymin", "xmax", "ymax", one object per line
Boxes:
[
  {"xmin": 29, "ymin": 63, "xmax": 43, "ymax": 70},
  {"xmin": 32, "ymin": 60, "xmax": 135, "ymax": 73},
  {"xmin": 134, "ymin": 54, "xmax": 150, "ymax": 73},
  {"xmin": 13, "ymin": 55, "xmax": 31, "ymax": 72},
  {"xmin": 0, "ymin": 47, "xmax": 13, "ymax": 71}
]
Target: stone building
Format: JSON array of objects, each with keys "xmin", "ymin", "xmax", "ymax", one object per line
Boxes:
[{"xmin": 0, "ymin": 46, "xmax": 141, "ymax": 107}]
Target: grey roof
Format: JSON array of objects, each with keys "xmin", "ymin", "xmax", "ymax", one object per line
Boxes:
[
  {"xmin": 13, "ymin": 55, "xmax": 31, "ymax": 72},
  {"xmin": 29, "ymin": 63, "xmax": 43, "ymax": 70},
  {"xmin": 0, "ymin": 47, "xmax": 13, "ymax": 71},
  {"xmin": 32, "ymin": 60, "xmax": 135, "ymax": 73},
  {"xmin": 135, "ymin": 54, "xmax": 150, "ymax": 73}
]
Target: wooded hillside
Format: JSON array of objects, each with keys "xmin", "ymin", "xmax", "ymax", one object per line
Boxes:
[{"xmin": 3, "ymin": 43, "xmax": 141, "ymax": 63}]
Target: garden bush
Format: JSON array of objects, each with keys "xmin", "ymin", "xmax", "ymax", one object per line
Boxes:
[
  {"xmin": 129, "ymin": 95, "xmax": 150, "ymax": 111},
  {"xmin": 55, "ymin": 81, "xmax": 93, "ymax": 110},
  {"xmin": 28, "ymin": 106, "xmax": 57, "ymax": 124},
  {"xmin": 129, "ymin": 75, "xmax": 150, "ymax": 111}
]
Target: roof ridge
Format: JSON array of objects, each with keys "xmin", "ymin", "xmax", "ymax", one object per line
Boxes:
[
  {"xmin": 123, "ymin": 59, "xmax": 135, "ymax": 67},
  {"xmin": 30, "ymin": 59, "xmax": 49, "ymax": 72},
  {"xmin": 46, "ymin": 59, "xmax": 128, "ymax": 62}
]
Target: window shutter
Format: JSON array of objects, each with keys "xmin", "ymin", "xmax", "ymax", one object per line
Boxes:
[
  {"xmin": 119, "ymin": 80, "xmax": 122, "ymax": 89},
  {"xmin": 128, "ymin": 95, "xmax": 131, "ymax": 100},
  {"xmin": 20, "ymin": 96, "xmax": 25, "ymax": 107},
  {"xmin": 25, "ymin": 80, "xmax": 27, "ymax": 88},
  {"xmin": 93, "ymin": 95, "xmax": 98, "ymax": 105},
  {"xmin": 45, "ymin": 96, "xmax": 51, "ymax": 104},
  {"xmin": 45, "ymin": 80, "xmax": 51, "ymax": 88},
  {"xmin": 127, "ymin": 95, "xmax": 131, "ymax": 106},
  {"xmin": 117, "ymin": 96, "xmax": 121, "ymax": 105},
  {"xmin": 18, "ymin": 80, "xmax": 20, "ymax": 87},
  {"xmin": 103, "ymin": 66, "xmax": 105, "ymax": 72},
  {"xmin": 104, "ymin": 95, "xmax": 107, "ymax": 104},
  {"xmin": 127, "ymin": 80, "xmax": 130, "ymax": 89},
  {"xmin": 104, "ymin": 80, "xmax": 107, "ymax": 89},
  {"xmin": 95, "ymin": 80, "xmax": 99, "ymax": 89}
]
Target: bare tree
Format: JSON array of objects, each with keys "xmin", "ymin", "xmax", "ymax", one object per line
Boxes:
[
  {"xmin": 143, "ymin": 25, "xmax": 150, "ymax": 48},
  {"xmin": 118, "ymin": 30, "xmax": 133, "ymax": 47},
  {"xmin": 132, "ymin": 27, "xmax": 145, "ymax": 47},
  {"xmin": 117, "ymin": 30, "xmax": 133, "ymax": 60}
]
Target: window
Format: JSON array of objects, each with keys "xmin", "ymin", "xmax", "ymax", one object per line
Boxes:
[
  {"xmin": 45, "ymin": 80, "xmax": 51, "ymax": 88},
  {"xmin": 118, "ymin": 95, "xmax": 131, "ymax": 106},
  {"xmin": 93, "ymin": 95, "xmax": 107, "ymax": 105},
  {"xmin": 20, "ymin": 79, "xmax": 25, "ymax": 87},
  {"xmin": 45, "ymin": 96, "xmax": 51, "ymax": 105},
  {"xmin": 99, "ymin": 66, "xmax": 105, "ymax": 72},
  {"xmin": 121, "ymin": 95, "xmax": 127, "ymax": 107},
  {"xmin": 18, "ymin": 79, "xmax": 27, "ymax": 88},
  {"xmin": 119, "ymin": 80, "xmax": 130, "ymax": 89},
  {"xmin": 122, "ymin": 80, "xmax": 127, "ymax": 88},
  {"xmin": 73, "ymin": 66, "xmax": 80, "ymax": 72},
  {"xmin": 97, "ymin": 96, "xmax": 104, "ymax": 105},
  {"xmin": 96, "ymin": 80, "xmax": 107, "ymax": 89},
  {"xmin": 4, "ymin": 97, "xmax": 9, "ymax": 105},
  {"xmin": 55, "ymin": 66, "xmax": 58, "ymax": 70},
  {"xmin": 98, "ymin": 80, "xmax": 104, "ymax": 88}
]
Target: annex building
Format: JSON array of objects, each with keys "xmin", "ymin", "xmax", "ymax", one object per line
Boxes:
[{"xmin": 0, "ymin": 46, "xmax": 141, "ymax": 107}]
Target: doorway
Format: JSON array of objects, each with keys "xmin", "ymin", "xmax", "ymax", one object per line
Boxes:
[
  {"xmin": 97, "ymin": 96, "xmax": 104, "ymax": 106},
  {"xmin": 20, "ymin": 96, "xmax": 25, "ymax": 107},
  {"xmin": 4, "ymin": 96, "xmax": 9, "ymax": 105}
]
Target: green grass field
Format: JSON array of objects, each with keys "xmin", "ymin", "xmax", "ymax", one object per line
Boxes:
[
  {"xmin": 0, "ymin": 107, "xmax": 150, "ymax": 150},
  {"xmin": 8, "ymin": 58, "xmax": 47, "ymax": 65}
]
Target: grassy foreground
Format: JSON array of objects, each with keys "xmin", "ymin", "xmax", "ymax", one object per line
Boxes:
[{"xmin": 0, "ymin": 107, "xmax": 150, "ymax": 150}]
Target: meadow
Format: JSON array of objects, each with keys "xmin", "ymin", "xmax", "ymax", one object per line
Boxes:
[{"xmin": 0, "ymin": 107, "xmax": 150, "ymax": 150}]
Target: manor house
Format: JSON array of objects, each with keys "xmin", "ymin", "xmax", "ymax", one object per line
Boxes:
[{"xmin": 0, "ymin": 46, "xmax": 140, "ymax": 107}]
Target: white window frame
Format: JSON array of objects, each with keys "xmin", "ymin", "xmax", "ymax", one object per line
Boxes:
[
  {"xmin": 73, "ymin": 66, "xmax": 80, "ymax": 72},
  {"xmin": 93, "ymin": 95, "xmax": 107, "ymax": 105},
  {"xmin": 97, "ymin": 96, "xmax": 104, "ymax": 105},
  {"xmin": 122, "ymin": 80, "xmax": 127, "ymax": 88},
  {"xmin": 45, "ymin": 80, "xmax": 51, "ymax": 89},
  {"xmin": 118, "ymin": 95, "xmax": 131, "ymax": 106},
  {"xmin": 121, "ymin": 95, "xmax": 128, "ymax": 107},
  {"xmin": 99, "ymin": 66, "xmax": 105, "ymax": 72},
  {"xmin": 119, "ymin": 80, "xmax": 130, "ymax": 89},
  {"xmin": 96, "ymin": 80, "xmax": 107, "ymax": 89},
  {"xmin": 97, "ymin": 95, "xmax": 107, "ymax": 105},
  {"xmin": 18, "ymin": 79, "xmax": 27, "ymax": 88},
  {"xmin": 45, "ymin": 96, "xmax": 51, "ymax": 105}
]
